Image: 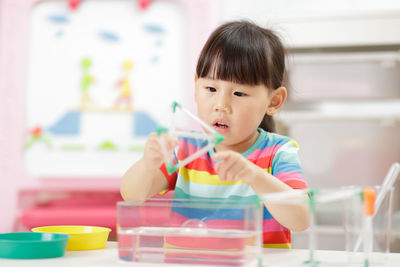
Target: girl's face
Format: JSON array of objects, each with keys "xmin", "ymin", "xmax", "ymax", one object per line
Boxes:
[{"xmin": 195, "ymin": 76, "xmax": 274, "ymax": 153}]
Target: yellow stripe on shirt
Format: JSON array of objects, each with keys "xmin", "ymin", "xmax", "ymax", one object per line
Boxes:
[
  {"xmin": 180, "ymin": 167, "xmax": 272, "ymax": 185},
  {"xmin": 180, "ymin": 167, "xmax": 248, "ymax": 185}
]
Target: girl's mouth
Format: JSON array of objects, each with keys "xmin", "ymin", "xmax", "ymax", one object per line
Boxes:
[{"xmin": 213, "ymin": 121, "xmax": 230, "ymax": 133}]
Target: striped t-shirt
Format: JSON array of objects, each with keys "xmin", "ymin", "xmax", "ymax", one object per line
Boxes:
[{"xmin": 160, "ymin": 128, "xmax": 307, "ymax": 248}]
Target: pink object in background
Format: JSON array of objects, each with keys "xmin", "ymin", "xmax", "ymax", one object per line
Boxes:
[
  {"xmin": 139, "ymin": 0, "xmax": 151, "ymax": 10},
  {"xmin": 69, "ymin": 0, "xmax": 82, "ymax": 10},
  {"xmin": 17, "ymin": 189, "xmax": 123, "ymax": 237}
]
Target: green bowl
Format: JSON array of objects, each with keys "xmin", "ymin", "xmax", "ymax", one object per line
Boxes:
[{"xmin": 0, "ymin": 232, "xmax": 69, "ymax": 259}]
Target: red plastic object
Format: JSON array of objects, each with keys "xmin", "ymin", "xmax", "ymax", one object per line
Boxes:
[
  {"xmin": 69, "ymin": 0, "xmax": 81, "ymax": 10},
  {"xmin": 139, "ymin": 0, "xmax": 151, "ymax": 10},
  {"xmin": 22, "ymin": 205, "xmax": 117, "ymax": 232},
  {"xmin": 20, "ymin": 192, "xmax": 123, "ymax": 236}
]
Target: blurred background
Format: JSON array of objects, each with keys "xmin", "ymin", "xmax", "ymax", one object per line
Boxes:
[{"xmin": 1, "ymin": 0, "xmax": 400, "ymax": 251}]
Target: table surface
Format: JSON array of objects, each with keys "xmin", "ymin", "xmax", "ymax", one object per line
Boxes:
[{"xmin": 1, "ymin": 242, "xmax": 400, "ymax": 266}]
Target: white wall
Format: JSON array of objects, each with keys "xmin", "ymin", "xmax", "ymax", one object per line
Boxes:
[
  {"xmin": 219, "ymin": 0, "xmax": 400, "ymax": 22},
  {"xmin": 218, "ymin": 0, "xmax": 400, "ymax": 48}
]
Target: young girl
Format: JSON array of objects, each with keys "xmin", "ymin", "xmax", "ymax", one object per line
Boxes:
[{"xmin": 121, "ymin": 20, "xmax": 309, "ymax": 249}]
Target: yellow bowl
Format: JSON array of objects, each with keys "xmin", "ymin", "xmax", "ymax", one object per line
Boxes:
[{"xmin": 32, "ymin": 226, "xmax": 111, "ymax": 251}]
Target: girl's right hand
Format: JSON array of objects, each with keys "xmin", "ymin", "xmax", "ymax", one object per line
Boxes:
[{"xmin": 142, "ymin": 132, "xmax": 178, "ymax": 169}]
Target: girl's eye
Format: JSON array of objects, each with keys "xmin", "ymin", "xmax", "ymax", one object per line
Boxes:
[
  {"xmin": 234, "ymin": 91, "xmax": 246, "ymax": 97},
  {"xmin": 206, "ymin": 87, "xmax": 216, "ymax": 92}
]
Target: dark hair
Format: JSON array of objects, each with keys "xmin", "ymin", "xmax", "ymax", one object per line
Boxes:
[{"xmin": 196, "ymin": 21, "xmax": 287, "ymax": 133}]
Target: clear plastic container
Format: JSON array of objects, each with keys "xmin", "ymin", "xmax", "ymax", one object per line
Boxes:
[
  {"xmin": 117, "ymin": 197, "xmax": 263, "ymax": 266},
  {"xmin": 289, "ymin": 186, "xmax": 394, "ymax": 266}
]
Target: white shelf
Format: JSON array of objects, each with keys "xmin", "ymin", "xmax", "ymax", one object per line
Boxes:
[
  {"xmin": 276, "ymin": 101, "xmax": 400, "ymax": 122},
  {"xmin": 271, "ymin": 10, "xmax": 400, "ymax": 48}
]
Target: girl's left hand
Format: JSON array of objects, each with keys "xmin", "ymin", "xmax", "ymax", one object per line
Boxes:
[{"xmin": 213, "ymin": 151, "xmax": 261, "ymax": 183}]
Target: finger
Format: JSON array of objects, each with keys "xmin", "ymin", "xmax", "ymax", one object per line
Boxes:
[
  {"xmin": 219, "ymin": 163, "xmax": 228, "ymax": 182},
  {"xmin": 156, "ymin": 132, "xmax": 172, "ymax": 149},
  {"xmin": 145, "ymin": 138, "xmax": 159, "ymax": 153},
  {"xmin": 229, "ymin": 163, "xmax": 245, "ymax": 182},
  {"xmin": 167, "ymin": 138, "xmax": 179, "ymax": 152},
  {"xmin": 214, "ymin": 160, "xmax": 223, "ymax": 174},
  {"xmin": 218, "ymin": 155, "xmax": 237, "ymax": 183},
  {"xmin": 212, "ymin": 151, "xmax": 231, "ymax": 161},
  {"xmin": 148, "ymin": 132, "xmax": 158, "ymax": 139},
  {"xmin": 225, "ymin": 154, "xmax": 248, "ymax": 182},
  {"xmin": 158, "ymin": 133, "xmax": 178, "ymax": 151},
  {"xmin": 214, "ymin": 162, "xmax": 226, "ymax": 181},
  {"xmin": 215, "ymin": 161, "xmax": 230, "ymax": 182},
  {"xmin": 225, "ymin": 163, "xmax": 238, "ymax": 183},
  {"xmin": 215, "ymin": 152, "xmax": 235, "ymax": 180}
]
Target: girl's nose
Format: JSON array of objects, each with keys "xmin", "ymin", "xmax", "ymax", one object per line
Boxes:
[
  {"xmin": 214, "ymin": 94, "xmax": 231, "ymax": 113},
  {"xmin": 215, "ymin": 104, "xmax": 230, "ymax": 112}
]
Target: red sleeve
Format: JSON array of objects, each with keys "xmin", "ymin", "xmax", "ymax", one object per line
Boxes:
[
  {"xmin": 285, "ymin": 179, "xmax": 308, "ymax": 190},
  {"xmin": 160, "ymin": 164, "xmax": 177, "ymax": 191}
]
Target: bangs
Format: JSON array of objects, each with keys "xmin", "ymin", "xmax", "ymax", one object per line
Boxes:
[{"xmin": 196, "ymin": 25, "xmax": 274, "ymax": 88}]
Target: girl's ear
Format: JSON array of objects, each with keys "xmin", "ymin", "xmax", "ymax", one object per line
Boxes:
[
  {"xmin": 266, "ymin": 87, "xmax": 287, "ymax": 116},
  {"xmin": 194, "ymin": 74, "xmax": 198, "ymax": 82}
]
